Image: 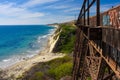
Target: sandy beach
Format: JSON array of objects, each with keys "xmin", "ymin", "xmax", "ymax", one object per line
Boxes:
[{"xmin": 0, "ymin": 25, "xmax": 65, "ymax": 79}]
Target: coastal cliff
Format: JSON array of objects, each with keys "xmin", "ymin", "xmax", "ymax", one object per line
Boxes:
[
  {"xmin": 20, "ymin": 23, "xmax": 76, "ymax": 80},
  {"xmin": 0, "ymin": 23, "xmax": 76, "ymax": 80}
]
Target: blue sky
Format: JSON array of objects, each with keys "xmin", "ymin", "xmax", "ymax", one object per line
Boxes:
[{"xmin": 0, "ymin": 0, "xmax": 119, "ymax": 25}]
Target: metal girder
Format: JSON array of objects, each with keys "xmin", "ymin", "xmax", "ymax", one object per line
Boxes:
[
  {"xmin": 88, "ymin": 28, "xmax": 102, "ymax": 40},
  {"xmin": 103, "ymin": 73, "xmax": 115, "ymax": 80},
  {"xmin": 72, "ymin": 29, "xmax": 89, "ymax": 80},
  {"xmin": 86, "ymin": 56, "xmax": 102, "ymax": 80}
]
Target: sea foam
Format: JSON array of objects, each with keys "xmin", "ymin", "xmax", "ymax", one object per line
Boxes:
[{"xmin": 0, "ymin": 25, "xmax": 55, "ymax": 69}]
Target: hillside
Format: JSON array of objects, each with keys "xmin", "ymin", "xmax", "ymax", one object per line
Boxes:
[{"xmin": 19, "ymin": 23, "xmax": 77, "ymax": 80}]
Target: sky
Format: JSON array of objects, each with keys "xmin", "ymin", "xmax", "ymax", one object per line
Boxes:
[{"xmin": 0, "ymin": 0, "xmax": 119, "ymax": 25}]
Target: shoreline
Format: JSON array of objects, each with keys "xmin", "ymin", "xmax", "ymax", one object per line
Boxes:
[
  {"xmin": 0, "ymin": 24, "xmax": 65, "ymax": 79},
  {"xmin": 0, "ymin": 25, "xmax": 56, "ymax": 69}
]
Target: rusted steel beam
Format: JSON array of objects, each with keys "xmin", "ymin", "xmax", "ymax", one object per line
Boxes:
[
  {"xmin": 72, "ymin": 28, "xmax": 90, "ymax": 80},
  {"xmin": 89, "ymin": 40, "xmax": 120, "ymax": 79},
  {"xmin": 84, "ymin": 2, "xmax": 86, "ymax": 25},
  {"xmin": 72, "ymin": 29, "xmax": 84, "ymax": 80},
  {"xmin": 102, "ymin": 28, "xmax": 120, "ymax": 54},
  {"xmin": 72, "ymin": 31, "xmax": 81, "ymax": 80},
  {"xmin": 79, "ymin": 0, "xmax": 87, "ymax": 18},
  {"xmin": 88, "ymin": 27, "xmax": 102, "ymax": 40},
  {"xmin": 77, "ymin": 0, "xmax": 97, "ymax": 25},
  {"xmin": 79, "ymin": 29, "xmax": 120, "ymax": 78},
  {"xmin": 80, "ymin": 0, "xmax": 96, "ymax": 18},
  {"xmin": 80, "ymin": 60, "xmax": 90, "ymax": 80},
  {"xmin": 96, "ymin": 0, "xmax": 100, "ymax": 26},
  {"xmin": 72, "ymin": 29, "xmax": 80, "ymax": 80},
  {"xmin": 86, "ymin": 56, "xmax": 102, "ymax": 80},
  {"xmin": 74, "ymin": 0, "xmax": 120, "ymax": 79},
  {"xmin": 87, "ymin": 0, "xmax": 90, "ymax": 25},
  {"xmin": 72, "ymin": 28, "xmax": 120, "ymax": 80},
  {"xmin": 103, "ymin": 73, "xmax": 115, "ymax": 80},
  {"xmin": 75, "ymin": 33, "xmax": 85, "ymax": 80},
  {"xmin": 77, "ymin": 0, "xmax": 86, "ymax": 25}
]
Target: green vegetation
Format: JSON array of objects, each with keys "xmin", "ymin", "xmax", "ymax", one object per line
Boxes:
[
  {"xmin": 30, "ymin": 72, "xmax": 44, "ymax": 80},
  {"xmin": 48, "ymin": 56, "xmax": 73, "ymax": 80},
  {"xmin": 87, "ymin": 77, "xmax": 92, "ymax": 80},
  {"xmin": 53, "ymin": 24, "xmax": 76, "ymax": 54},
  {"xmin": 21, "ymin": 23, "xmax": 76, "ymax": 80},
  {"xmin": 22, "ymin": 55, "xmax": 73, "ymax": 80},
  {"xmin": 48, "ymin": 62, "xmax": 73, "ymax": 80}
]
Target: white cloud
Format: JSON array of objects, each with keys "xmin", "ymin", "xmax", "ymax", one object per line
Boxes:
[
  {"xmin": 0, "ymin": 3, "xmax": 44, "ymax": 18},
  {"xmin": 0, "ymin": 2, "xmax": 45, "ymax": 24},
  {"xmin": 19, "ymin": 12, "xmax": 44, "ymax": 19},
  {"xmin": 46, "ymin": 5, "xmax": 70, "ymax": 9},
  {"xmin": 64, "ymin": 7, "xmax": 80, "ymax": 12},
  {"xmin": 0, "ymin": 0, "xmax": 79, "ymax": 25},
  {"xmin": 63, "ymin": 3, "xmax": 119, "ymax": 16},
  {"xmin": 40, "ymin": 15, "xmax": 75, "ymax": 24},
  {"xmin": 0, "ymin": 15, "xmax": 75, "ymax": 25},
  {"xmin": 44, "ymin": 0, "xmax": 76, "ymax": 10},
  {"xmin": 22, "ymin": 0, "xmax": 59, "ymax": 8},
  {"xmin": 0, "ymin": 18, "xmax": 45, "ymax": 25}
]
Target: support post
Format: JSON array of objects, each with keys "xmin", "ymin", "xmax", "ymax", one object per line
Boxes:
[
  {"xmin": 84, "ymin": 1, "xmax": 86, "ymax": 25},
  {"xmin": 96, "ymin": 0, "xmax": 100, "ymax": 26},
  {"xmin": 87, "ymin": 0, "xmax": 90, "ymax": 25}
]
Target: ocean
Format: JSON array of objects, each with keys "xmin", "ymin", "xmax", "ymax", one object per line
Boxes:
[{"xmin": 0, "ymin": 25, "xmax": 55, "ymax": 69}]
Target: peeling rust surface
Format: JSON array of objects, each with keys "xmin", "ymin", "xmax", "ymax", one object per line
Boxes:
[{"xmin": 73, "ymin": 0, "xmax": 120, "ymax": 79}]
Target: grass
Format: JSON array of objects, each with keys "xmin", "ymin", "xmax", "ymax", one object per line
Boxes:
[
  {"xmin": 22, "ymin": 55, "xmax": 73, "ymax": 80},
  {"xmin": 48, "ymin": 62, "xmax": 73, "ymax": 80},
  {"xmin": 48, "ymin": 56, "xmax": 73, "ymax": 80},
  {"xmin": 87, "ymin": 77, "xmax": 92, "ymax": 80},
  {"xmin": 47, "ymin": 55, "xmax": 73, "ymax": 80},
  {"xmin": 47, "ymin": 24, "xmax": 75, "ymax": 79},
  {"xmin": 21, "ymin": 23, "xmax": 76, "ymax": 80},
  {"xmin": 30, "ymin": 72, "xmax": 44, "ymax": 80},
  {"xmin": 53, "ymin": 24, "xmax": 76, "ymax": 54}
]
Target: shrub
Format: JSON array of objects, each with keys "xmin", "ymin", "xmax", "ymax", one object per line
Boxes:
[
  {"xmin": 87, "ymin": 77, "xmax": 91, "ymax": 80},
  {"xmin": 22, "ymin": 56, "xmax": 73, "ymax": 80},
  {"xmin": 47, "ymin": 55, "xmax": 72, "ymax": 68},
  {"xmin": 54, "ymin": 24, "xmax": 76, "ymax": 54},
  {"xmin": 30, "ymin": 72, "xmax": 44, "ymax": 80},
  {"xmin": 48, "ymin": 62, "xmax": 73, "ymax": 80}
]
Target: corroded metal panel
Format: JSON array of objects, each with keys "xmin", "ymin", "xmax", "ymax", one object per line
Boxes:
[
  {"xmin": 74, "ymin": 0, "xmax": 120, "ymax": 79},
  {"xmin": 82, "ymin": 26, "xmax": 89, "ymax": 36},
  {"xmin": 118, "ymin": 50, "xmax": 120, "ymax": 66},
  {"xmin": 114, "ymin": 29, "xmax": 119, "ymax": 50},
  {"xmin": 108, "ymin": 6, "xmax": 120, "ymax": 28},
  {"xmin": 102, "ymin": 28, "xmax": 120, "ymax": 51},
  {"xmin": 107, "ymin": 29, "xmax": 111, "ymax": 45},
  {"xmin": 110, "ymin": 29, "xmax": 114, "ymax": 46},
  {"xmin": 102, "ymin": 28, "xmax": 107, "ymax": 42},
  {"xmin": 118, "ymin": 29, "xmax": 120, "ymax": 51},
  {"xmin": 102, "ymin": 14, "xmax": 110, "ymax": 26},
  {"xmin": 88, "ymin": 28, "xmax": 102, "ymax": 40}
]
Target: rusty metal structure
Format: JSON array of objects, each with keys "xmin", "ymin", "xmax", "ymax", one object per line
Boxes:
[{"xmin": 72, "ymin": 0, "xmax": 120, "ymax": 80}]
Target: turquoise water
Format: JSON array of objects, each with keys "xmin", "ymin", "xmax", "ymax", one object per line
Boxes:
[{"xmin": 0, "ymin": 25, "xmax": 55, "ymax": 68}]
